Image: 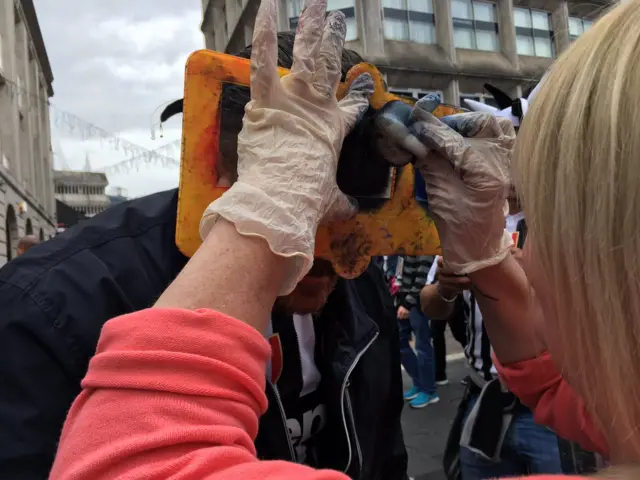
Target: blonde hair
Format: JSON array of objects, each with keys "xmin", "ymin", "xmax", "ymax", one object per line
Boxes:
[{"xmin": 514, "ymin": 0, "xmax": 640, "ymax": 465}]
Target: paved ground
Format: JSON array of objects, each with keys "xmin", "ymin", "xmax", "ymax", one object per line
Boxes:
[
  {"xmin": 403, "ymin": 329, "xmax": 467, "ymax": 480},
  {"xmin": 402, "ymin": 358, "xmax": 466, "ymax": 480}
]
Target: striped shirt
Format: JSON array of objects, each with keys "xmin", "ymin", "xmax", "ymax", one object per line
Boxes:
[
  {"xmin": 427, "ymin": 212, "xmax": 526, "ymax": 378},
  {"xmin": 397, "ymin": 255, "xmax": 435, "ymax": 310}
]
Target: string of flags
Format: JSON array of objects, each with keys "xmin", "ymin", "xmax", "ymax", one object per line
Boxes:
[
  {"xmin": 97, "ymin": 139, "xmax": 182, "ymax": 174},
  {"xmin": 1, "ymin": 75, "xmax": 181, "ymax": 174}
]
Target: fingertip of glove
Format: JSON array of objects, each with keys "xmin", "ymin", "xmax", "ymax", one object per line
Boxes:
[
  {"xmin": 341, "ymin": 194, "xmax": 359, "ymax": 218},
  {"xmin": 349, "ymin": 72, "xmax": 374, "ymax": 95},
  {"xmin": 327, "ymin": 194, "xmax": 359, "ymax": 221},
  {"xmin": 414, "ymin": 93, "xmax": 441, "ymax": 114}
]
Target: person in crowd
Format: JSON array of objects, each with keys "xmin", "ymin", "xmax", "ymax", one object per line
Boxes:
[
  {"xmin": 0, "ymin": 20, "xmax": 407, "ymax": 480},
  {"xmin": 385, "ymin": 255, "xmax": 399, "ymax": 281},
  {"xmin": 463, "ymin": 65, "xmax": 602, "ymax": 478},
  {"xmin": 428, "ymin": 283, "xmax": 466, "ymax": 386},
  {"xmin": 453, "ymin": 0, "xmax": 635, "ymax": 465},
  {"xmin": 47, "ymin": 0, "xmax": 640, "ymax": 478},
  {"xmin": 396, "ymin": 255, "xmax": 439, "ymax": 408},
  {"xmin": 418, "ymin": 3, "xmax": 638, "ymax": 478},
  {"xmin": 420, "ymin": 186, "xmax": 560, "ymax": 480},
  {"xmin": 16, "ymin": 235, "xmax": 39, "ymax": 256},
  {"xmin": 372, "ymin": 255, "xmax": 399, "ymax": 284},
  {"xmin": 419, "ymin": 47, "xmax": 581, "ymax": 479},
  {"xmin": 423, "ymin": 251, "xmax": 563, "ymax": 479}
]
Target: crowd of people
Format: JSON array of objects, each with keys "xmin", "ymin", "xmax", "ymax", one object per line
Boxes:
[{"xmin": 1, "ymin": 0, "xmax": 639, "ymax": 478}]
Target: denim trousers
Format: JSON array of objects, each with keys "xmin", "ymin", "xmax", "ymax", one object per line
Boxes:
[
  {"xmin": 460, "ymin": 394, "xmax": 563, "ymax": 479},
  {"xmin": 398, "ymin": 307, "xmax": 436, "ymax": 395}
]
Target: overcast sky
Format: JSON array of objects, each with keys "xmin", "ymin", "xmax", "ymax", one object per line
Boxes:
[{"xmin": 34, "ymin": 0, "xmax": 203, "ymax": 198}]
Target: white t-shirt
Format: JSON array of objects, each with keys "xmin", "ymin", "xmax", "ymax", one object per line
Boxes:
[{"xmin": 266, "ymin": 313, "xmax": 326, "ymax": 463}]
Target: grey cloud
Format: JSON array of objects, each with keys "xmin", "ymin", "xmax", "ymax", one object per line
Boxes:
[{"xmin": 34, "ymin": 0, "xmax": 202, "ymax": 133}]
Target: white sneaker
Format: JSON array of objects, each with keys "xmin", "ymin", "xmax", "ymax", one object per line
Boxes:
[{"xmin": 436, "ymin": 379, "xmax": 449, "ymax": 386}]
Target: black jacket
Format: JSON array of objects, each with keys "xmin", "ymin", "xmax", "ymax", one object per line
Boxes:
[{"xmin": 0, "ymin": 189, "xmax": 408, "ymax": 480}]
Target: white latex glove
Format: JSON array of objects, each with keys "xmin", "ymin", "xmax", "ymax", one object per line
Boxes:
[
  {"xmin": 408, "ymin": 105, "xmax": 516, "ymax": 275},
  {"xmin": 200, "ymin": 0, "xmax": 373, "ymax": 295}
]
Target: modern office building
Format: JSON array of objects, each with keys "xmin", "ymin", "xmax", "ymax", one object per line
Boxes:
[
  {"xmin": 201, "ymin": 0, "xmax": 614, "ymax": 105},
  {"xmin": 0, "ymin": 0, "xmax": 56, "ymax": 264}
]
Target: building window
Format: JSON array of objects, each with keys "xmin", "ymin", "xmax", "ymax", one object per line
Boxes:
[
  {"xmin": 568, "ymin": 17, "xmax": 593, "ymax": 42},
  {"xmin": 389, "ymin": 88, "xmax": 442, "ymax": 101},
  {"xmin": 514, "ymin": 8, "xmax": 554, "ymax": 57},
  {"xmin": 287, "ymin": 0, "xmax": 357, "ymax": 41},
  {"xmin": 382, "ymin": 0, "xmax": 435, "ymax": 44},
  {"xmin": 452, "ymin": 0, "xmax": 499, "ymax": 51}
]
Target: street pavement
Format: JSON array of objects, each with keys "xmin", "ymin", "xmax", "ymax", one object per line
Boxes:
[
  {"xmin": 402, "ymin": 329, "xmax": 468, "ymax": 480},
  {"xmin": 402, "ymin": 358, "xmax": 467, "ymax": 480}
]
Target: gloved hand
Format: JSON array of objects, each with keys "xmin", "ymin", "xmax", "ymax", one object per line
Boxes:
[
  {"xmin": 200, "ymin": 0, "xmax": 373, "ymax": 295},
  {"xmin": 408, "ymin": 103, "xmax": 516, "ymax": 274}
]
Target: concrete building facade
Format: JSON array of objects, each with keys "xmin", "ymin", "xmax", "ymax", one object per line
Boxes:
[
  {"xmin": 54, "ymin": 171, "xmax": 111, "ymax": 219},
  {"xmin": 0, "ymin": 0, "xmax": 55, "ymax": 264},
  {"xmin": 201, "ymin": 0, "xmax": 614, "ymax": 105}
]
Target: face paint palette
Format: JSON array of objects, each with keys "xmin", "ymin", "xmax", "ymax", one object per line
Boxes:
[{"xmin": 176, "ymin": 49, "xmax": 464, "ymax": 278}]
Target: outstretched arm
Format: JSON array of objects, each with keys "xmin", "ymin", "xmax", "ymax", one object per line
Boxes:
[
  {"xmin": 50, "ymin": 0, "xmax": 373, "ymax": 478},
  {"xmin": 420, "ymin": 256, "xmax": 470, "ymax": 320},
  {"xmin": 155, "ymin": 219, "xmax": 284, "ymax": 330},
  {"xmin": 468, "ymin": 253, "xmax": 545, "ymax": 365},
  {"xmin": 468, "ymin": 253, "xmax": 608, "ymax": 455}
]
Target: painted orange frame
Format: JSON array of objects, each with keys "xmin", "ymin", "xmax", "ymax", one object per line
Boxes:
[{"xmin": 177, "ymin": 49, "xmax": 464, "ymax": 278}]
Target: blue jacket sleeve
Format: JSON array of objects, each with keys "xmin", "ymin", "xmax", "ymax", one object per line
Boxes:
[
  {"xmin": 0, "ymin": 282, "xmax": 80, "ymax": 480},
  {"xmin": 0, "ymin": 190, "xmax": 186, "ymax": 480}
]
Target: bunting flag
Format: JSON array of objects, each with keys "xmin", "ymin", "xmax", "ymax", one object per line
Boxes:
[
  {"xmin": 1, "ymin": 76, "xmax": 181, "ymax": 174},
  {"xmin": 97, "ymin": 139, "xmax": 182, "ymax": 174}
]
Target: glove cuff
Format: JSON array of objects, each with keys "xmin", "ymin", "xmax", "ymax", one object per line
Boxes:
[
  {"xmin": 200, "ymin": 182, "xmax": 318, "ymax": 295},
  {"xmin": 444, "ymin": 230, "xmax": 513, "ymax": 275}
]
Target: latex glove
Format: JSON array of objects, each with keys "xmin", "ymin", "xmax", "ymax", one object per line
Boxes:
[
  {"xmin": 199, "ymin": 0, "xmax": 373, "ymax": 295},
  {"xmin": 408, "ymin": 105, "xmax": 516, "ymax": 274}
]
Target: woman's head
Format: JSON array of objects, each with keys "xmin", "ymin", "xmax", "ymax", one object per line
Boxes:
[{"xmin": 514, "ymin": 1, "xmax": 640, "ymax": 461}]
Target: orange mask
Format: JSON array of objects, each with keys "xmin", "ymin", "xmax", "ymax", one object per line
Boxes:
[{"xmin": 177, "ymin": 50, "xmax": 464, "ymax": 278}]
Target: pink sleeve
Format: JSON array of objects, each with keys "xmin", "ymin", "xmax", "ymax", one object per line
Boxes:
[
  {"xmin": 49, "ymin": 308, "xmax": 348, "ymax": 480},
  {"xmin": 494, "ymin": 352, "xmax": 608, "ymax": 457},
  {"xmin": 506, "ymin": 476, "xmax": 587, "ymax": 479}
]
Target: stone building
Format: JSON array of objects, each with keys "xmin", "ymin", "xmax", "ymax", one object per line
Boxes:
[
  {"xmin": 107, "ymin": 186, "xmax": 128, "ymax": 206},
  {"xmin": 0, "ymin": 0, "xmax": 56, "ymax": 264},
  {"xmin": 201, "ymin": 0, "xmax": 614, "ymax": 105},
  {"xmin": 53, "ymin": 170, "xmax": 111, "ymax": 218}
]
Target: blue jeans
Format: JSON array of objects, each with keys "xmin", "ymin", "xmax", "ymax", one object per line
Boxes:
[
  {"xmin": 398, "ymin": 307, "xmax": 436, "ymax": 395},
  {"xmin": 460, "ymin": 395, "xmax": 563, "ymax": 479}
]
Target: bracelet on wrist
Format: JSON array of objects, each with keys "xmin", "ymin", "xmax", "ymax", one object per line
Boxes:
[{"xmin": 436, "ymin": 285, "xmax": 457, "ymax": 303}]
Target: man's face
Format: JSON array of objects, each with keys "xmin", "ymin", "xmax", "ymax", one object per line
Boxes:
[{"xmin": 275, "ymin": 258, "xmax": 338, "ymax": 314}]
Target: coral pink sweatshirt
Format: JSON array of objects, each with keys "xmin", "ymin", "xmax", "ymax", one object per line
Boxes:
[
  {"xmin": 495, "ymin": 352, "xmax": 608, "ymax": 456},
  {"xmin": 49, "ymin": 307, "xmax": 591, "ymax": 479}
]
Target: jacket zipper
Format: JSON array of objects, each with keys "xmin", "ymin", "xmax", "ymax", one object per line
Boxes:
[
  {"xmin": 340, "ymin": 330, "xmax": 379, "ymax": 475},
  {"xmin": 269, "ymin": 381, "xmax": 297, "ymax": 462},
  {"xmin": 345, "ymin": 383, "xmax": 363, "ymax": 475}
]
